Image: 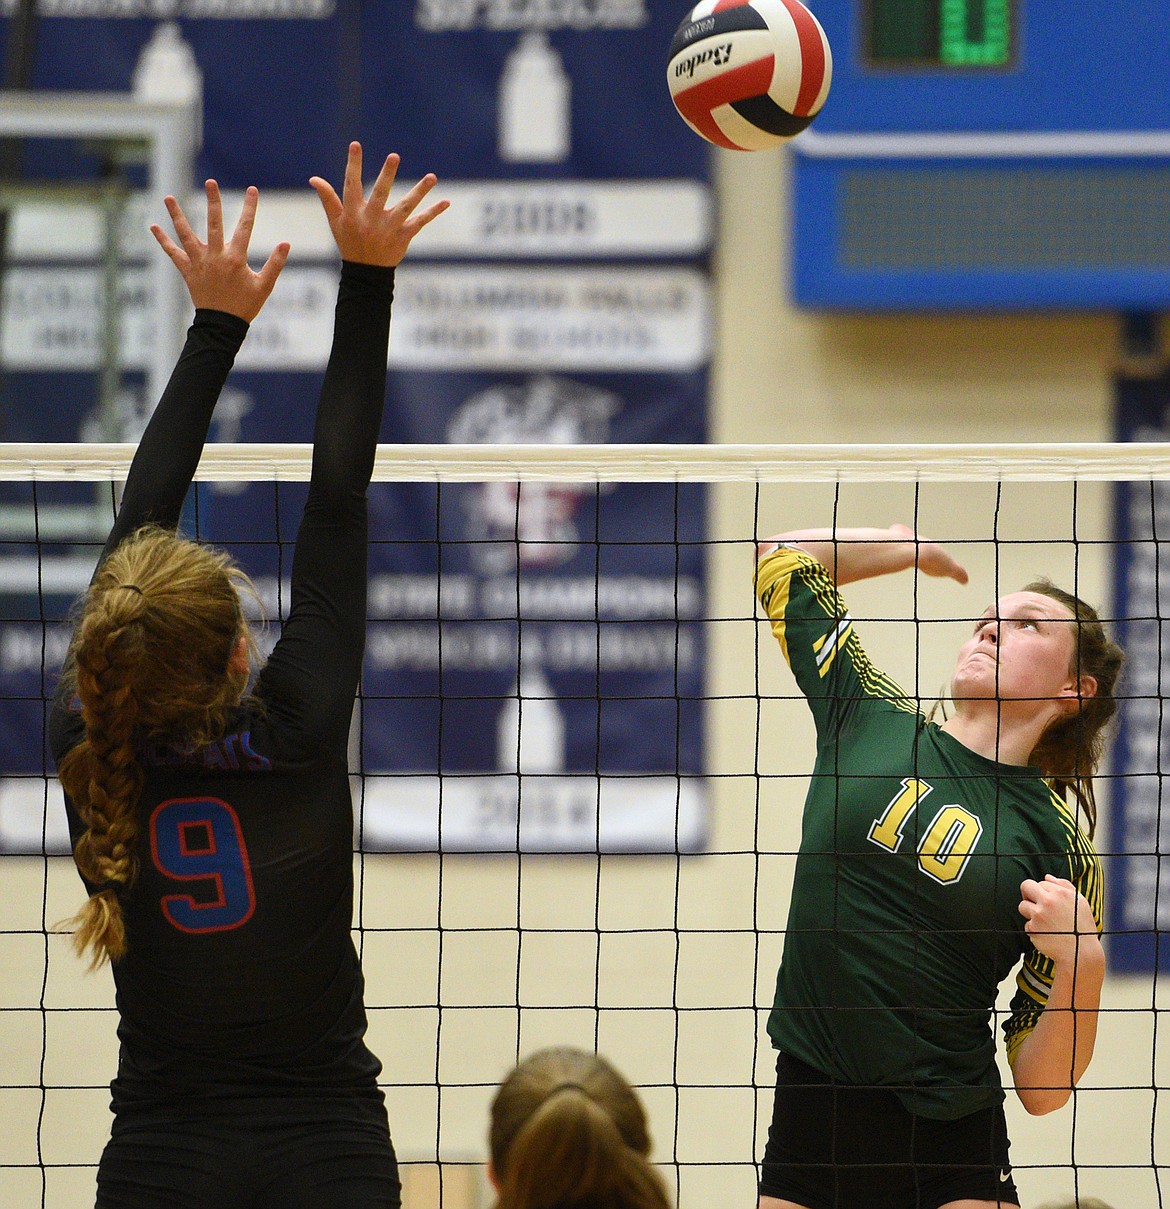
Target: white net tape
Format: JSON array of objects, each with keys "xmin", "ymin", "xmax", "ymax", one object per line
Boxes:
[{"xmin": 2, "ymin": 441, "xmax": 1170, "ymax": 481}]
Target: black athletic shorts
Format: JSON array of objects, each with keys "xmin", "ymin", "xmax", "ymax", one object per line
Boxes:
[
  {"xmin": 95, "ymin": 1095, "xmax": 401, "ymax": 1209},
  {"xmin": 759, "ymin": 1052, "xmax": 1020, "ymax": 1209}
]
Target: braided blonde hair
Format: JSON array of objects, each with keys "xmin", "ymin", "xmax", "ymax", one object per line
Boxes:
[{"xmin": 58, "ymin": 527, "xmax": 255, "ymax": 968}]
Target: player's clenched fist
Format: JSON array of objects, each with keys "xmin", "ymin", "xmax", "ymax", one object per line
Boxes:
[{"xmin": 1018, "ymin": 875, "xmax": 1102, "ymax": 968}]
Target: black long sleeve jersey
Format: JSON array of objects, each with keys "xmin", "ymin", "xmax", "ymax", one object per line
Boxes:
[{"xmin": 50, "ymin": 263, "xmax": 394, "ymax": 1113}]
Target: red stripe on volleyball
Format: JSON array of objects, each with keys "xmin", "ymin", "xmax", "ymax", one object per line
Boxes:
[
  {"xmin": 713, "ymin": 0, "xmax": 752, "ymax": 8},
  {"xmin": 778, "ymin": 0, "xmax": 827, "ymax": 117},
  {"xmin": 673, "ymin": 54, "xmax": 776, "ymax": 150}
]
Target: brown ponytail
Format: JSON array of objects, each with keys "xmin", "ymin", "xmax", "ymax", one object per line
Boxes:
[
  {"xmin": 1023, "ymin": 578, "xmax": 1125, "ymax": 838},
  {"xmin": 489, "ymin": 1048, "xmax": 671, "ymax": 1209},
  {"xmin": 58, "ymin": 527, "xmax": 256, "ymax": 969}
]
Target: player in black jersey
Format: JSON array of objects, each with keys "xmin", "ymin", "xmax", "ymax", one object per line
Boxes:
[
  {"xmin": 50, "ymin": 143, "xmax": 448, "ymax": 1209},
  {"xmin": 754, "ymin": 527, "xmax": 1123, "ymax": 1209}
]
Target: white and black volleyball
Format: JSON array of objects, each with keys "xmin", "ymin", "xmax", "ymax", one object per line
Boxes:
[{"xmin": 667, "ymin": 0, "xmax": 832, "ymax": 151}]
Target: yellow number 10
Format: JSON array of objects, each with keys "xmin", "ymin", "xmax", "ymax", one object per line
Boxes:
[{"xmin": 867, "ymin": 778, "xmax": 983, "ymax": 886}]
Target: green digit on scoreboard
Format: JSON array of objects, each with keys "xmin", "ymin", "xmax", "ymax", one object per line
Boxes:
[
  {"xmin": 940, "ymin": 0, "xmax": 1011, "ymax": 66},
  {"xmin": 867, "ymin": 0, "xmax": 1013, "ymax": 68}
]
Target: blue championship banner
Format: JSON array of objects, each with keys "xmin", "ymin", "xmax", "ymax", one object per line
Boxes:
[
  {"xmin": 359, "ymin": 366, "xmax": 707, "ymax": 853},
  {"xmin": 0, "ymin": 3, "xmax": 713, "ymax": 854},
  {"xmin": 1112, "ymin": 373, "xmax": 1170, "ymax": 972}
]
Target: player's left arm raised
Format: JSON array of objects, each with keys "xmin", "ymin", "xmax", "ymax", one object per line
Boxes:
[
  {"xmin": 256, "ymin": 144, "xmax": 449, "ymax": 753},
  {"xmin": 309, "ymin": 141, "xmax": 449, "ymax": 268},
  {"xmin": 1009, "ymin": 874, "xmax": 1105, "ymax": 1115}
]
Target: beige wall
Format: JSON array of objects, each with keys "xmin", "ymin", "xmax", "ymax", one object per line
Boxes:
[{"xmin": 2, "ymin": 146, "xmax": 1167, "ymax": 1209}]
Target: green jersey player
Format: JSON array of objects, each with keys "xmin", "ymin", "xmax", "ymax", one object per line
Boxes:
[{"xmin": 754, "ymin": 525, "xmax": 1123, "ymax": 1209}]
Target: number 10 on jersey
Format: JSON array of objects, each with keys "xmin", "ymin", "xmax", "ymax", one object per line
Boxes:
[{"xmin": 868, "ymin": 778, "xmax": 985, "ymax": 885}]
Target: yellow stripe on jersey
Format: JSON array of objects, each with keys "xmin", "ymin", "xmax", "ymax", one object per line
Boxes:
[
  {"xmin": 1046, "ymin": 785, "xmax": 1105, "ymax": 931},
  {"xmin": 1002, "ymin": 794, "xmax": 1103, "ymax": 1068},
  {"xmin": 1017, "ymin": 958, "xmax": 1054, "ymax": 1006},
  {"xmin": 814, "ymin": 619, "xmax": 854, "ymax": 678},
  {"xmin": 865, "ymin": 668, "xmax": 918, "ymax": 712},
  {"xmin": 756, "ymin": 545, "xmax": 920, "ymax": 714},
  {"xmin": 756, "ymin": 550, "xmax": 795, "ymax": 666},
  {"xmin": 1004, "ymin": 953, "xmax": 1053, "ymax": 1066},
  {"xmin": 1005, "ymin": 1009, "xmax": 1043, "ymax": 1067}
]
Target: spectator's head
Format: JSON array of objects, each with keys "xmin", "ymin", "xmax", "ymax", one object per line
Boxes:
[{"xmin": 488, "ymin": 1047, "xmax": 671, "ymax": 1209}]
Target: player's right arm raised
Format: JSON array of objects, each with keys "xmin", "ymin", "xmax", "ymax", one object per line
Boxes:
[{"xmin": 104, "ymin": 182, "xmax": 288, "ymax": 561}]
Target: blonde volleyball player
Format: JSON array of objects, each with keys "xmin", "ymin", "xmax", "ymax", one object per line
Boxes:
[
  {"xmin": 753, "ymin": 526, "xmax": 1121, "ymax": 1209},
  {"xmin": 52, "ymin": 144, "xmax": 447, "ymax": 1209}
]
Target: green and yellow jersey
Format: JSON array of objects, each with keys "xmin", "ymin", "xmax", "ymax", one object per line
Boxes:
[{"xmin": 756, "ymin": 545, "xmax": 1103, "ymax": 1121}]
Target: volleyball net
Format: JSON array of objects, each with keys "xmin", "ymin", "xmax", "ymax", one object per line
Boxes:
[{"xmin": 0, "ymin": 443, "xmax": 1167, "ymax": 1209}]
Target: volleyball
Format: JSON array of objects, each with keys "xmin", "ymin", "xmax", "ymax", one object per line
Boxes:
[{"xmin": 667, "ymin": 0, "xmax": 832, "ymax": 151}]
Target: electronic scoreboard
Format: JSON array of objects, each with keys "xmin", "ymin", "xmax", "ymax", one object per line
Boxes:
[{"xmin": 793, "ymin": 0, "xmax": 1170, "ymax": 308}]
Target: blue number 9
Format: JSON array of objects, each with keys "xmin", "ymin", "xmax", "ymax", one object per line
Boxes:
[{"xmin": 149, "ymin": 798, "xmax": 256, "ymax": 933}]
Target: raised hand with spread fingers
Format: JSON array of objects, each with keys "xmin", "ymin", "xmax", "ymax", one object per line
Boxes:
[
  {"xmin": 150, "ymin": 179, "xmax": 290, "ymax": 322},
  {"xmin": 309, "ymin": 141, "xmax": 449, "ymax": 268}
]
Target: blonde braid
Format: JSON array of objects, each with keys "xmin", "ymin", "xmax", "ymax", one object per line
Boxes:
[{"xmin": 60, "ymin": 593, "xmax": 148, "ymax": 968}]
